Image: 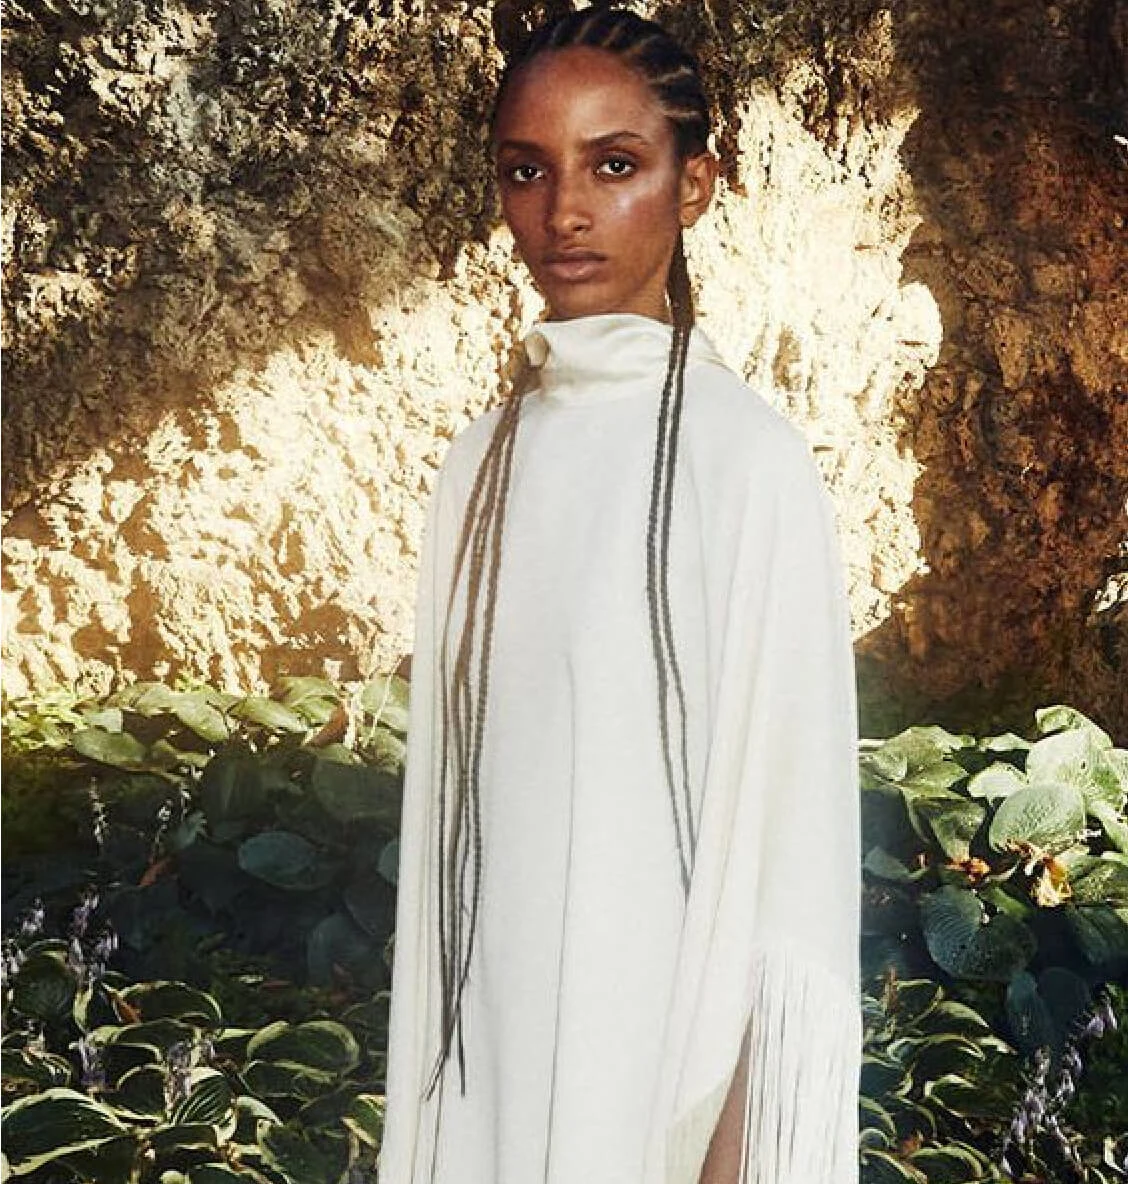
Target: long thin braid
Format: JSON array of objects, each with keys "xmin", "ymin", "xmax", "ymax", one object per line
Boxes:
[
  {"xmin": 660, "ymin": 238, "xmax": 698, "ymax": 857},
  {"xmin": 429, "ymin": 4, "xmax": 714, "ymax": 1098},
  {"xmin": 428, "ymin": 388, "xmax": 525, "ymax": 1098}
]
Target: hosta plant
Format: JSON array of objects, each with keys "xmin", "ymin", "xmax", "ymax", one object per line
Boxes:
[
  {"xmin": 2, "ymin": 887, "xmax": 391, "ymax": 1183},
  {"xmin": 861, "ymin": 705, "xmax": 1128, "ymax": 1181},
  {"xmin": 3, "ymin": 675, "xmax": 408, "ymax": 994},
  {"xmin": 860, "ymin": 970, "xmax": 1127, "ymax": 1183}
]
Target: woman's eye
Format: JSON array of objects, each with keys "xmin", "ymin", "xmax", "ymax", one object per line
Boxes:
[
  {"xmin": 505, "ymin": 164, "xmax": 543, "ymax": 184},
  {"xmin": 597, "ymin": 156, "xmax": 636, "ymax": 178}
]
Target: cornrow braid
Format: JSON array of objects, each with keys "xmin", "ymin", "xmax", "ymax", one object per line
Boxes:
[{"xmin": 431, "ymin": 4, "xmax": 712, "ymax": 1097}]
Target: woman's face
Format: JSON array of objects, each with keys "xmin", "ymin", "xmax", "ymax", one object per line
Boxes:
[{"xmin": 493, "ymin": 46, "xmax": 715, "ymax": 322}]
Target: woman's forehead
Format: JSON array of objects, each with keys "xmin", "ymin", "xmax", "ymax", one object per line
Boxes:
[{"xmin": 494, "ymin": 46, "xmax": 669, "ymax": 139}]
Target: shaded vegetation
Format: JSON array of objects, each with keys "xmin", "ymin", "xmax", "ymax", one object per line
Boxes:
[{"xmin": 2, "ymin": 684, "xmax": 1126, "ymax": 1181}]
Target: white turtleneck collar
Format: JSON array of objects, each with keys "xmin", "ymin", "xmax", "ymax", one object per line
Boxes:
[{"xmin": 521, "ymin": 313, "xmax": 726, "ymax": 405}]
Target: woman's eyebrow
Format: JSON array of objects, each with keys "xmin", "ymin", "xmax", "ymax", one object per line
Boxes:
[{"xmin": 495, "ymin": 130, "xmax": 651, "ymax": 155}]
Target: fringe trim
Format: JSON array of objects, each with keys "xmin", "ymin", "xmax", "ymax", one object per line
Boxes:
[
  {"xmin": 664, "ymin": 946, "xmax": 860, "ymax": 1184},
  {"xmin": 736, "ymin": 947, "xmax": 860, "ymax": 1184}
]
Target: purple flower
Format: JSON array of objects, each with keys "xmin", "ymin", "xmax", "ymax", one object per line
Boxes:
[{"xmin": 19, "ymin": 899, "xmax": 45, "ymax": 938}]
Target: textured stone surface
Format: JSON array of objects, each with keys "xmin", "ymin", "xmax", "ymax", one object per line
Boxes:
[{"xmin": 3, "ymin": 0, "xmax": 1126, "ymax": 735}]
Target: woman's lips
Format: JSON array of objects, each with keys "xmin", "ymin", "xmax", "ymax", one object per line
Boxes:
[{"xmin": 542, "ymin": 252, "xmax": 608, "ymax": 282}]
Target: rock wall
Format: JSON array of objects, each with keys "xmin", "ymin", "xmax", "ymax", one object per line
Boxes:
[{"xmin": 3, "ymin": 0, "xmax": 1125, "ymax": 735}]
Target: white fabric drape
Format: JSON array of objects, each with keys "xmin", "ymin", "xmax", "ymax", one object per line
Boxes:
[{"xmin": 380, "ymin": 313, "xmax": 861, "ymax": 1184}]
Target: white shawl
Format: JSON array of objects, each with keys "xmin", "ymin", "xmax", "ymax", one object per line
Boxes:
[{"xmin": 380, "ymin": 313, "xmax": 861, "ymax": 1184}]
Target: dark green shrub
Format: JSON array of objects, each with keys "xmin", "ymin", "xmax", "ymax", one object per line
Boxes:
[
  {"xmin": 3, "ymin": 676, "xmax": 407, "ymax": 995},
  {"xmin": 860, "ymin": 706, "xmax": 1128, "ymax": 1181},
  {"xmin": 3, "ymin": 687, "xmax": 1126, "ymax": 1181}
]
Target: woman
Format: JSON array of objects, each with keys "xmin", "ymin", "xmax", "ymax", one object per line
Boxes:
[{"xmin": 380, "ymin": 9, "xmax": 861, "ymax": 1184}]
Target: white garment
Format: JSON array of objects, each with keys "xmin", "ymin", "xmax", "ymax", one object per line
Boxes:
[{"xmin": 381, "ymin": 313, "xmax": 861, "ymax": 1184}]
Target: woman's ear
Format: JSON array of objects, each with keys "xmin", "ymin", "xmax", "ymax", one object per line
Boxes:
[{"xmin": 678, "ymin": 151, "xmax": 719, "ymax": 228}]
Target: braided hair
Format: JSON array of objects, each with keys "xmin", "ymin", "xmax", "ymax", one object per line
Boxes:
[{"xmin": 429, "ymin": 5, "xmax": 713, "ymax": 1098}]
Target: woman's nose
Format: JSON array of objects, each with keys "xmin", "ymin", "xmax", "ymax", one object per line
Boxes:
[{"xmin": 545, "ymin": 173, "xmax": 592, "ymax": 236}]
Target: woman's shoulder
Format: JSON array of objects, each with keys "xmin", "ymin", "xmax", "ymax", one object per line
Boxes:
[
  {"xmin": 685, "ymin": 354, "xmax": 815, "ymax": 478},
  {"xmin": 436, "ymin": 404, "xmax": 507, "ymax": 483}
]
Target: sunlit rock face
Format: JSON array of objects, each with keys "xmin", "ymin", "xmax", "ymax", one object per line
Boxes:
[{"xmin": 2, "ymin": 1, "xmax": 1125, "ymax": 735}]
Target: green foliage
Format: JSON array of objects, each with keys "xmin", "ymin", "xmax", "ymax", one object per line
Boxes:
[
  {"xmin": 862, "ymin": 705, "xmax": 1128, "ymax": 1006},
  {"xmin": 0, "ymin": 946, "xmax": 389, "ymax": 1182},
  {"xmin": 2, "ymin": 675, "xmax": 404, "ymax": 1181},
  {"xmin": 861, "ymin": 706, "xmax": 1128, "ymax": 1181},
  {"xmin": 3, "ymin": 675, "xmax": 409, "ymax": 993},
  {"xmin": 860, "ymin": 971, "xmax": 1128, "ymax": 1182},
  {"xmin": 4, "ymin": 686, "xmax": 1126, "ymax": 1181}
]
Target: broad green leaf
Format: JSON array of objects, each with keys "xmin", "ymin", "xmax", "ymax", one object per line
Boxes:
[
  {"xmin": 967, "ymin": 763, "xmax": 1026, "ymax": 800},
  {"xmin": 892, "ymin": 1032, "xmax": 984, "ymax": 1082},
  {"xmin": 341, "ymin": 992, "xmax": 390, "ymax": 1039},
  {"xmin": 81, "ymin": 706, "xmax": 123, "ymax": 732},
  {"xmin": 72, "ymin": 727, "xmax": 149, "ymax": 769},
  {"xmin": 259, "ymin": 1123, "xmax": 349, "ymax": 1184},
  {"xmin": 111, "ymin": 1064, "xmax": 166, "ymax": 1116},
  {"xmin": 10, "ymin": 950, "xmax": 76, "ymax": 1021},
  {"xmin": 1, "ymin": 1088, "xmax": 128, "ymax": 1176},
  {"xmin": 899, "ymin": 760, "xmax": 967, "ymax": 796},
  {"xmin": 230, "ymin": 696, "xmax": 308, "ymax": 733},
  {"xmin": 1035, "ymin": 704, "xmax": 1113, "ymax": 746},
  {"xmin": 146, "ymin": 1122, "xmax": 219, "ymax": 1153},
  {"xmin": 861, "ymin": 747, "xmax": 908, "ymax": 786},
  {"xmin": 1091, "ymin": 800, "xmax": 1128, "ymax": 854},
  {"xmin": 295, "ymin": 1087, "xmax": 359, "ymax": 1130},
  {"xmin": 311, "ymin": 757, "xmax": 400, "ymax": 825},
  {"xmin": 863, "ymin": 847, "xmax": 925, "ymax": 883},
  {"xmin": 912, "ymin": 795, "xmax": 986, "ymax": 862},
  {"xmin": 920, "ymin": 886, "xmax": 1036, "ymax": 980},
  {"xmin": 914, "ymin": 1000, "xmax": 991, "ymax": 1038},
  {"xmin": 172, "ymin": 1070, "xmax": 233, "ymax": 1126},
  {"xmin": 0, "ymin": 1048, "xmax": 73, "ymax": 1091},
  {"xmin": 1070, "ymin": 856, "xmax": 1128, "ymax": 906},
  {"xmin": 367, "ymin": 726, "xmax": 407, "ymax": 777},
  {"xmin": 360, "ymin": 674, "xmax": 411, "ymax": 734},
  {"xmin": 988, "ymin": 779, "xmax": 1087, "ymax": 853},
  {"xmin": 53, "ymin": 1135, "xmax": 136, "ymax": 1184},
  {"xmin": 121, "ymin": 982, "xmax": 223, "ymax": 1027},
  {"xmin": 908, "ymin": 1143, "xmax": 992, "ymax": 1183},
  {"xmin": 1064, "ymin": 904, "xmax": 1128, "ymax": 968},
  {"xmin": 247, "ymin": 1021, "xmax": 359, "ymax": 1077},
  {"xmin": 858, "ymin": 1097, "xmax": 896, "ymax": 1145},
  {"xmin": 1005, "ymin": 970, "xmax": 1056, "ymax": 1053},
  {"xmin": 306, "ymin": 913, "xmax": 383, "ymax": 988},
  {"xmin": 1026, "ymin": 729, "xmax": 1125, "ymax": 810},
  {"xmin": 342, "ymin": 1093, "xmax": 384, "ymax": 1149},
  {"xmin": 232, "ymin": 1094, "xmax": 282, "ymax": 1140},
  {"xmin": 889, "ymin": 979, "xmax": 943, "ymax": 1023},
  {"xmin": 101, "ymin": 1019, "xmax": 198, "ymax": 1054},
  {"xmin": 237, "ymin": 832, "xmax": 336, "ymax": 892},
  {"xmin": 109, "ymin": 682, "xmax": 181, "ymax": 715},
  {"xmin": 979, "ymin": 731, "xmax": 1032, "ymax": 754},
  {"xmin": 977, "ymin": 884, "xmax": 1034, "ymax": 920},
  {"xmin": 242, "ymin": 1059, "xmax": 329, "ymax": 1100},
  {"xmin": 860, "ymin": 1148, "xmax": 928, "ymax": 1183},
  {"xmin": 344, "ymin": 871, "xmax": 396, "ymax": 939},
  {"xmin": 172, "ymin": 693, "xmax": 231, "ymax": 743},
  {"xmin": 379, "ymin": 838, "xmax": 400, "ymax": 885},
  {"xmin": 278, "ymin": 678, "xmax": 340, "ymax": 725},
  {"xmin": 924, "ymin": 1069, "xmax": 1019, "ymax": 1122},
  {"xmin": 189, "ymin": 1166, "xmax": 248, "ymax": 1183},
  {"xmin": 860, "ymin": 1054, "xmax": 908, "ymax": 1098}
]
